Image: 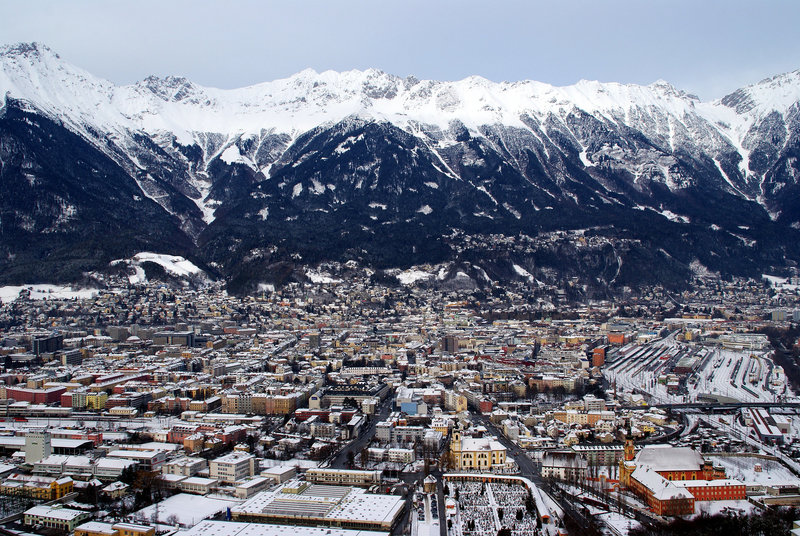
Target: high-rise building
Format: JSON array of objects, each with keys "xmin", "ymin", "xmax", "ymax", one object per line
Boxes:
[
  {"xmin": 32, "ymin": 334, "xmax": 63, "ymax": 356},
  {"xmin": 441, "ymin": 335, "xmax": 459, "ymax": 354},
  {"xmin": 25, "ymin": 430, "xmax": 52, "ymax": 464}
]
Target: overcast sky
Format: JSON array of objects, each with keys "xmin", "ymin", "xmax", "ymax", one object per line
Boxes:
[{"xmin": 2, "ymin": 0, "xmax": 799, "ymax": 100}]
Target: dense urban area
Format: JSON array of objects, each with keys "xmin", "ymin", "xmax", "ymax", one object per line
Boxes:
[{"xmin": 2, "ymin": 257, "xmax": 800, "ymax": 536}]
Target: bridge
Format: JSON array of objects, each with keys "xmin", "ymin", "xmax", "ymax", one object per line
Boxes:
[{"xmin": 629, "ymin": 401, "xmax": 800, "ymax": 411}]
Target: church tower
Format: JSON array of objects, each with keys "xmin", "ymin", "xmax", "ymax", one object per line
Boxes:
[
  {"xmin": 619, "ymin": 438, "xmax": 636, "ymax": 487},
  {"xmin": 624, "ymin": 438, "xmax": 635, "ymax": 461},
  {"xmin": 450, "ymin": 423, "xmax": 463, "ymax": 468}
]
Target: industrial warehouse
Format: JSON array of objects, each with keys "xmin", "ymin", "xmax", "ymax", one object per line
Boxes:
[{"xmin": 230, "ymin": 480, "xmax": 405, "ymax": 531}]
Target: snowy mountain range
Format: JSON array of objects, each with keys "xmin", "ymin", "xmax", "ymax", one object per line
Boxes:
[{"xmin": 1, "ymin": 42, "xmax": 799, "ymax": 293}]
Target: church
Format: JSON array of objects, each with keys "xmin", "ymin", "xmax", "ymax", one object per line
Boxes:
[
  {"xmin": 449, "ymin": 424, "xmax": 510, "ymax": 472},
  {"xmin": 619, "ymin": 440, "xmax": 746, "ymax": 516}
]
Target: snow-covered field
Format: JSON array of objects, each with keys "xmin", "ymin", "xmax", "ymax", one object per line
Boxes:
[
  {"xmin": 110, "ymin": 252, "xmax": 205, "ymax": 284},
  {"xmin": 709, "ymin": 455, "xmax": 800, "ymax": 487},
  {"xmin": 596, "ymin": 511, "xmax": 641, "ymax": 536},
  {"xmin": 305, "ymin": 269, "xmax": 342, "ymax": 284},
  {"xmin": 763, "ymin": 274, "xmax": 800, "ymax": 293},
  {"xmin": 0, "ymin": 284, "xmax": 99, "ymax": 303},
  {"xmin": 692, "ymin": 500, "xmax": 756, "ymax": 518},
  {"xmin": 133, "ymin": 252, "xmax": 202, "ymax": 276},
  {"xmin": 396, "ymin": 269, "xmax": 432, "ymax": 285}
]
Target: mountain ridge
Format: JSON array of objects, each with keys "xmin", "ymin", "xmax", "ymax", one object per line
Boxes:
[{"xmin": 1, "ymin": 42, "xmax": 799, "ymax": 295}]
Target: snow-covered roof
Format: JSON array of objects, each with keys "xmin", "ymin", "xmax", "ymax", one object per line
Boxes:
[
  {"xmin": 183, "ymin": 477, "xmax": 217, "ymax": 486},
  {"xmin": 24, "ymin": 505, "xmax": 88, "ymax": 521},
  {"xmin": 672, "ymin": 478, "xmax": 743, "ymax": 488},
  {"xmin": 232, "ymin": 480, "xmax": 404, "ymax": 526},
  {"xmin": 634, "ymin": 445, "xmax": 704, "ymax": 472},
  {"xmin": 182, "ymin": 520, "xmax": 388, "ymax": 536},
  {"xmin": 74, "ymin": 522, "xmax": 116, "ymax": 535},
  {"xmin": 95, "ymin": 457, "xmax": 138, "ymax": 468},
  {"xmin": 460, "ymin": 436, "xmax": 506, "ymax": 453},
  {"xmin": 133, "ymin": 493, "xmax": 239, "ymax": 528},
  {"xmin": 631, "ymin": 466, "xmax": 694, "ymax": 502}
]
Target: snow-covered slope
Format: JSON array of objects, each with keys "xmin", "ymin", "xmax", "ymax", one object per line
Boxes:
[
  {"xmin": 3, "ymin": 43, "xmax": 799, "ymax": 208},
  {"xmin": 0, "ymin": 42, "xmax": 784, "ymax": 141},
  {"xmin": 1, "ymin": 46, "xmax": 687, "ymax": 138},
  {"xmin": 2, "ymin": 42, "xmax": 800, "ymax": 292}
]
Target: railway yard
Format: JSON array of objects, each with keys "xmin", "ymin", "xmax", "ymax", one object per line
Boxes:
[{"xmin": 603, "ymin": 336, "xmax": 790, "ymax": 405}]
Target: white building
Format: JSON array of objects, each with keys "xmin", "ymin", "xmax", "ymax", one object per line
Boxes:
[
  {"xmin": 180, "ymin": 476, "xmax": 218, "ymax": 495},
  {"xmin": 162, "ymin": 457, "xmax": 208, "ymax": 477},
  {"xmin": 210, "ymin": 452, "xmax": 258, "ymax": 484},
  {"xmin": 106, "ymin": 450, "xmax": 166, "ymax": 472},
  {"xmin": 25, "ymin": 431, "xmax": 52, "ymax": 464},
  {"xmin": 24, "ymin": 505, "xmax": 90, "ymax": 532},
  {"xmin": 260, "ymin": 465, "xmax": 296, "ymax": 484},
  {"xmin": 94, "ymin": 457, "xmax": 138, "ymax": 480},
  {"xmin": 235, "ymin": 477, "xmax": 271, "ymax": 499}
]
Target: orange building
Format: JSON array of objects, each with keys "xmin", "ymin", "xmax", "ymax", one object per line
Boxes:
[
  {"xmin": 679, "ymin": 479, "xmax": 747, "ymax": 502},
  {"xmin": 75, "ymin": 522, "xmax": 154, "ymax": 536},
  {"xmin": 607, "ymin": 332, "xmax": 629, "ymax": 345},
  {"xmin": 591, "ymin": 347, "xmax": 606, "ymax": 367},
  {"xmin": 619, "ymin": 441, "xmax": 745, "ymax": 516}
]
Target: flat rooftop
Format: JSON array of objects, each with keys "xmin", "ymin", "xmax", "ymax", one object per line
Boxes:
[
  {"xmin": 181, "ymin": 520, "xmax": 387, "ymax": 536},
  {"xmin": 232, "ymin": 480, "xmax": 404, "ymax": 528}
]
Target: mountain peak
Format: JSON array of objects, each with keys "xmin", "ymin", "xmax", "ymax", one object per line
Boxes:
[
  {"xmin": 0, "ymin": 42, "xmax": 59, "ymax": 60},
  {"xmin": 649, "ymin": 79, "xmax": 677, "ymax": 91},
  {"xmin": 142, "ymin": 74, "xmax": 191, "ymax": 86},
  {"xmin": 720, "ymin": 68, "xmax": 800, "ymax": 116},
  {"xmin": 137, "ymin": 74, "xmax": 203, "ymax": 103}
]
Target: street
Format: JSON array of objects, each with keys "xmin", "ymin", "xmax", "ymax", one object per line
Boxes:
[{"xmin": 330, "ymin": 395, "xmax": 393, "ymax": 469}]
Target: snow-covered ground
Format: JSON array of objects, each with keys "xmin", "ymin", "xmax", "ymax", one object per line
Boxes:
[
  {"xmin": 0, "ymin": 284, "xmax": 99, "ymax": 303},
  {"xmin": 305, "ymin": 269, "xmax": 342, "ymax": 284},
  {"xmin": 691, "ymin": 500, "xmax": 756, "ymax": 518},
  {"xmin": 709, "ymin": 455, "xmax": 800, "ymax": 487},
  {"xmin": 132, "ymin": 252, "xmax": 203, "ymax": 276},
  {"xmin": 763, "ymin": 274, "xmax": 800, "ymax": 292},
  {"xmin": 110, "ymin": 252, "xmax": 206, "ymax": 284},
  {"xmin": 414, "ymin": 493, "xmax": 440, "ymax": 536},
  {"xmin": 132, "ymin": 493, "xmax": 241, "ymax": 527},
  {"xmin": 396, "ymin": 269, "xmax": 433, "ymax": 285},
  {"xmin": 596, "ymin": 511, "xmax": 641, "ymax": 536}
]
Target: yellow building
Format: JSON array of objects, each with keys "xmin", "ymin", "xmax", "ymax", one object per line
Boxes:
[
  {"xmin": 450, "ymin": 427, "xmax": 507, "ymax": 471},
  {"xmin": 75, "ymin": 522, "xmax": 154, "ymax": 536},
  {"xmin": 112, "ymin": 522, "xmax": 155, "ymax": 536},
  {"xmin": 444, "ymin": 391, "xmax": 467, "ymax": 413},
  {"xmin": 553, "ymin": 410, "xmax": 589, "ymax": 425},
  {"xmin": 75, "ymin": 522, "xmax": 117, "ymax": 536},
  {"xmin": 431, "ymin": 418, "xmax": 451, "ymax": 435},
  {"xmin": 86, "ymin": 392, "xmax": 109, "ymax": 411},
  {"xmin": 0, "ymin": 474, "xmax": 73, "ymax": 500}
]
